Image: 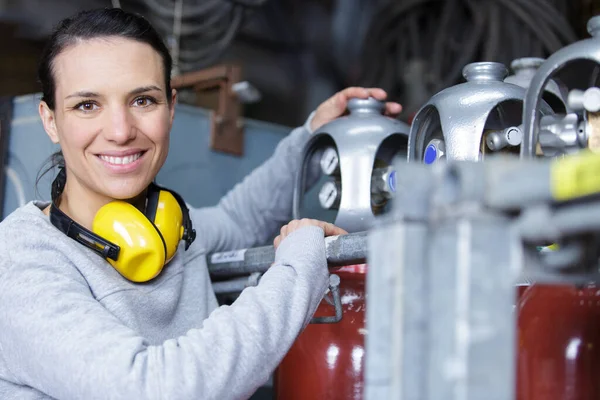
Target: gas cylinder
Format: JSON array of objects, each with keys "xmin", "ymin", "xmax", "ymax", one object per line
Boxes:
[
  {"xmin": 516, "ymin": 282, "xmax": 600, "ymax": 400},
  {"xmin": 279, "ymin": 96, "xmax": 408, "ymax": 399},
  {"xmin": 514, "ymin": 15, "xmax": 600, "ymax": 400},
  {"xmin": 293, "ymin": 97, "xmax": 409, "ymax": 233},
  {"xmin": 504, "ymin": 57, "xmax": 569, "ymax": 113},
  {"xmin": 274, "ymin": 264, "xmax": 367, "ymax": 400},
  {"xmin": 408, "ymin": 61, "xmax": 554, "ymax": 163}
]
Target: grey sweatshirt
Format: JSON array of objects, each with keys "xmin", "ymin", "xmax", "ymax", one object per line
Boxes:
[{"xmin": 0, "ymin": 115, "xmax": 329, "ymax": 400}]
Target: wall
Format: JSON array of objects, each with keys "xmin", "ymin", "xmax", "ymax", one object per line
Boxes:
[{"xmin": 2, "ymin": 94, "xmax": 59, "ymax": 216}]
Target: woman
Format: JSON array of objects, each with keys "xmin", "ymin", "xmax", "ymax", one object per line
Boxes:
[{"xmin": 0, "ymin": 8, "xmax": 401, "ymax": 400}]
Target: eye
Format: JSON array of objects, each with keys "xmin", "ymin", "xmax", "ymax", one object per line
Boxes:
[
  {"xmin": 75, "ymin": 101, "xmax": 99, "ymax": 112},
  {"xmin": 133, "ymin": 96, "xmax": 156, "ymax": 107}
]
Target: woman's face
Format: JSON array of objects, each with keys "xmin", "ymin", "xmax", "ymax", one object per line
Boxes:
[{"xmin": 39, "ymin": 37, "xmax": 176, "ymax": 202}]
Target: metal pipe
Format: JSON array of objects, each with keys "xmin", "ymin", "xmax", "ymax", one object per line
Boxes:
[
  {"xmin": 207, "ymin": 231, "xmax": 368, "ymax": 277},
  {"xmin": 518, "ymin": 201, "xmax": 600, "ymax": 242},
  {"xmin": 310, "ymin": 274, "xmax": 343, "ymax": 324}
]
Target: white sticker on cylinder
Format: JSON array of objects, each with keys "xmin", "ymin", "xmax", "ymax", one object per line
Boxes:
[{"xmin": 210, "ymin": 249, "xmax": 247, "ymax": 264}]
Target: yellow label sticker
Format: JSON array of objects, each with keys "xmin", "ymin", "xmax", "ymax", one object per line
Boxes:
[{"xmin": 551, "ymin": 150, "xmax": 600, "ymax": 201}]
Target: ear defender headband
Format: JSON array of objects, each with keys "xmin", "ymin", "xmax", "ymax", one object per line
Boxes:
[{"xmin": 49, "ymin": 168, "xmax": 196, "ymax": 282}]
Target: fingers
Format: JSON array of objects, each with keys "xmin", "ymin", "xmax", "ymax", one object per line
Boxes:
[
  {"xmin": 384, "ymin": 102, "xmax": 403, "ymax": 116},
  {"xmin": 336, "ymin": 87, "xmax": 386, "ymax": 103},
  {"xmin": 320, "ymin": 222, "xmax": 348, "ymax": 237},
  {"xmin": 274, "ymin": 223, "xmax": 290, "ymax": 249},
  {"xmin": 273, "ymin": 218, "xmax": 348, "ymax": 249},
  {"xmin": 341, "ymin": 87, "xmax": 402, "ymax": 117},
  {"xmin": 311, "ymin": 86, "xmax": 403, "ymax": 132}
]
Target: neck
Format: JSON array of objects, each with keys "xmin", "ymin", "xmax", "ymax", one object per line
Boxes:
[{"xmin": 57, "ymin": 177, "xmax": 148, "ymax": 231}]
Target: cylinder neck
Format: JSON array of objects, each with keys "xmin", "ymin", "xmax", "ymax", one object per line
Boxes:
[
  {"xmin": 511, "ymin": 57, "xmax": 545, "ymax": 76},
  {"xmin": 588, "ymin": 15, "xmax": 600, "ymax": 38},
  {"xmin": 463, "ymin": 62, "xmax": 509, "ymax": 83},
  {"xmin": 347, "ymin": 97, "xmax": 385, "ymax": 115}
]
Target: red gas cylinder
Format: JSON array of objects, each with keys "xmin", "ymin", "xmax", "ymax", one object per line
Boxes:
[
  {"xmin": 516, "ymin": 283, "xmax": 600, "ymax": 400},
  {"xmin": 274, "ymin": 264, "xmax": 367, "ymax": 400}
]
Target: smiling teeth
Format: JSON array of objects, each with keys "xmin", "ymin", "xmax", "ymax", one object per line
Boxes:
[{"xmin": 99, "ymin": 153, "xmax": 142, "ymax": 165}]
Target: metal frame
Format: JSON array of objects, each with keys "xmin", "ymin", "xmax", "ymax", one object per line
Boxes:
[
  {"xmin": 365, "ymin": 155, "xmax": 600, "ymax": 400},
  {"xmin": 207, "ymin": 231, "xmax": 367, "ymax": 324},
  {"xmin": 365, "ymin": 17, "xmax": 600, "ymax": 398}
]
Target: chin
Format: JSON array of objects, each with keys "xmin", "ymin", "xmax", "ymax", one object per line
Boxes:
[{"xmin": 101, "ymin": 183, "xmax": 148, "ymax": 202}]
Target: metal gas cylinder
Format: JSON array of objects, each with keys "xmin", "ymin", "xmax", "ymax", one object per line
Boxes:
[
  {"xmin": 516, "ymin": 283, "xmax": 600, "ymax": 400},
  {"xmin": 274, "ymin": 264, "xmax": 367, "ymax": 400},
  {"xmin": 293, "ymin": 97, "xmax": 410, "ymax": 233},
  {"xmin": 516, "ymin": 15, "xmax": 600, "ymax": 400},
  {"xmin": 277, "ymin": 98, "xmax": 408, "ymax": 400},
  {"xmin": 408, "ymin": 61, "xmax": 553, "ymax": 163},
  {"xmin": 521, "ymin": 15, "xmax": 600, "ymax": 158},
  {"xmin": 504, "ymin": 57, "xmax": 570, "ymax": 113}
]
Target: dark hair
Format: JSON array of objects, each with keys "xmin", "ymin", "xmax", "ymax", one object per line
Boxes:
[
  {"xmin": 36, "ymin": 8, "xmax": 173, "ymax": 195},
  {"xmin": 39, "ymin": 7, "xmax": 173, "ymax": 109}
]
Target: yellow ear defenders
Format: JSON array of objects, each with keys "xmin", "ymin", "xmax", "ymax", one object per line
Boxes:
[{"xmin": 49, "ymin": 168, "xmax": 196, "ymax": 282}]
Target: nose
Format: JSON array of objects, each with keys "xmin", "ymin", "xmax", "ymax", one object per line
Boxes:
[{"xmin": 104, "ymin": 105, "xmax": 136, "ymax": 144}]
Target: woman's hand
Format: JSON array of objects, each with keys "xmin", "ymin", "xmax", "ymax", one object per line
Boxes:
[
  {"xmin": 309, "ymin": 87, "xmax": 403, "ymax": 132},
  {"xmin": 274, "ymin": 219, "xmax": 348, "ymax": 249}
]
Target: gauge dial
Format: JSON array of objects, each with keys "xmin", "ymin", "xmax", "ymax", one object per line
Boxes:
[
  {"xmin": 319, "ymin": 180, "xmax": 341, "ymax": 209},
  {"xmin": 320, "ymin": 147, "xmax": 340, "ymax": 175}
]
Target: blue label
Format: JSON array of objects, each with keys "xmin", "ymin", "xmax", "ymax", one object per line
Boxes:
[
  {"xmin": 388, "ymin": 170, "xmax": 396, "ymax": 192},
  {"xmin": 424, "ymin": 144, "xmax": 437, "ymax": 164}
]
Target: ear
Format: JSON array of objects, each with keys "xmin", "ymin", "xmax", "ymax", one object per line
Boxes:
[
  {"xmin": 169, "ymin": 88, "xmax": 177, "ymax": 125},
  {"xmin": 39, "ymin": 101, "xmax": 59, "ymax": 144}
]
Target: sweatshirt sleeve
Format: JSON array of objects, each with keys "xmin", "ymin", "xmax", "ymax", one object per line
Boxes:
[
  {"xmin": 189, "ymin": 112, "xmax": 316, "ymax": 254},
  {"xmin": 0, "ymin": 226, "xmax": 329, "ymax": 400}
]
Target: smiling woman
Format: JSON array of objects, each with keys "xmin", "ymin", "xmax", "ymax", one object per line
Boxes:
[
  {"xmin": 38, "ymin": 31, "xmax": 176, "ymax": 226},
  {"xmin": 0, "ymin": 7, "xmax": 401, "ymax": 400}
]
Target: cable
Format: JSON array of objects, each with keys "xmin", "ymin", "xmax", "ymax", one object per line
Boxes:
[
  {"xmin": 356, "ymin": 0, "xmax": 579, "ymax": 119},
  {"xmin": 227, "ymin": 0, "xmax": 268, "ymax": 7},
  {"xmin": 139, "ymin": 0, "xmax": 267, "ymax": 72},
  {"xmin": 170, "ymin": 0, "xmax": 183, "ymax": 76},
  {"xmin": 143, "ymin": 0, "xmax": 223, "ymax": 19},
  {"xmin": 150, "ymin": 6, "xmax": 232, "ymax": 37},
  {"xmin": 177, "ymin": 6, "xmax": 244, "ymax": 67}
]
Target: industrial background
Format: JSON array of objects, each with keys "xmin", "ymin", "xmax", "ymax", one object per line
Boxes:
[
  {"xmin": 2, "ymin": 1, "xmax": 600, "ymax": 399},
  {"xmin": 1, "ymin": 0, "xmax": 599, "ymax": 126}
]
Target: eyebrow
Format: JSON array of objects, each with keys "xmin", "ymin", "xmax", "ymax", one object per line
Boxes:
[{"xmin": 65, "ymin": 85, "xmax": 163, "ymax": 100}]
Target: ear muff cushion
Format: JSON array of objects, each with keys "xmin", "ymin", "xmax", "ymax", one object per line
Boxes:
[
  {"xmin": 93, "ymin": 201, "xmax": 166, "ymax": 282},
  {"xmin": 152, "ymin": 191, "xmax": 184, "ymax": 262}
]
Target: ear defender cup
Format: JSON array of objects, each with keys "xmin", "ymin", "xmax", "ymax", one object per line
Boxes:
[
  {"xmin": 92, "ymin": 201, "xmax": 167, "ymax": 282},
  {"xmin": 49, "ymin": 168, "xmax": 196, "ymax": 283},
  {"xmin": 150, "ymin": 190, "xmax": 185, "ymax": 262}
]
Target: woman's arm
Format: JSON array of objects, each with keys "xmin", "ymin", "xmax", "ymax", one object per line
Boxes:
[{"xmin": 0, "ymin": 226, "xmax": 329, "ymax": 400}]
